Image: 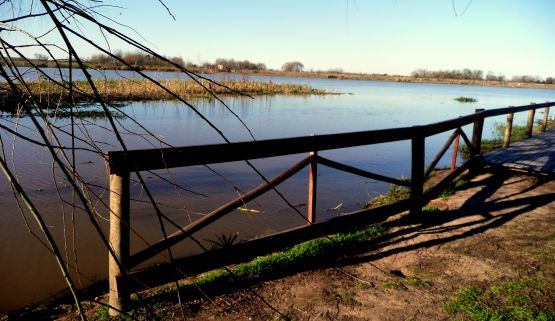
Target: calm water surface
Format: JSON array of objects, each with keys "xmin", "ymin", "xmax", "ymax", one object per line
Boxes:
[{"xmin": 1, "ymin": 69, "xmax": 554, "ymax": 311}]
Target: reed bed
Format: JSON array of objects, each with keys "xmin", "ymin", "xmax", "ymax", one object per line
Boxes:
[{"xmin": 1, "ymin": 79, "xmax": 336, "ymax": 110}]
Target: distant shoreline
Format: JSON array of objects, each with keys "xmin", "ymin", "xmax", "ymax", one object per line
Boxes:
[
  {"xmin": 241, "ymin": 70, "xmax": 555, "ymax": 91},
  {"xmin": 5, "ymin": 60, "xmax": 555, "ymax": 91}
]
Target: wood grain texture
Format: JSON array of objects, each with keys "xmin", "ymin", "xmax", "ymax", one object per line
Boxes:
[{"xmin": 484, "ymin": 128, "xmax": 555, "ymax": 174}]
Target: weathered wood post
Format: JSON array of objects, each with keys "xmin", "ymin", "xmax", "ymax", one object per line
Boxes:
[
  {"xmin": 542, "ymin": 107, "xmax": 550, "ymax": 132},
  {"xmin": 410, "ymin": 134, "xmax": 425, "ymax": 215},
  {"xmin": 471, "ymin": 109, "xmax": 485, "ymax": 157},
  {"xmin": 450, "ymin": 132, "xmax": 460, "ymax": 172},
  {"xmin": 503, "ymin": 112, "xmax": 514, "ymax": 147},
  {"xmin": 108, "ymin": 169, "xmax": 130, "ymax": 316},
  {"xmin": 307, "ymin": 150, "xmax": 317, "ymax": 224},
  {"xmin": 469, "ymin": 108, "xmax": 485, "ymax": 176},
  {"xmin": 526, "ymin": 108, "xmax": 536, "ymax": 138}
]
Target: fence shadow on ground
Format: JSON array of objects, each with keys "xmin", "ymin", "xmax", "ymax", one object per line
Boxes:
[
  {"xmin": 134, "ymin": 166, "xmax": 553, "ymax": 308},
  {"xmin": 338, "ymin": 166, "xmax": 554, "ymax": 267}
]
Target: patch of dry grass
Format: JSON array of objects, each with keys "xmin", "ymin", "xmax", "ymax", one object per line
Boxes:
[{"xmin": 1, "ymin": 79, "xmax": 337, "ymax": 110}]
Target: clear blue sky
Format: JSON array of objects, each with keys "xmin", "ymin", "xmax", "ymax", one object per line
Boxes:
[{"xmin": 15, "ymin": 1, "xmax": 555, "ymax": 78}]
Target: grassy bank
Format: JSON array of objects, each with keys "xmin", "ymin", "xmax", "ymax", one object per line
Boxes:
[
  {"xmin": 1, "ymin": 224, "xmax": 387, "ymax": 320},
  {"xmin": 0, "ymin": 78, "xmax": 337, "ymax": 111},
  {"xmin": 88, "ymin": 224, "xmax": 387, "ymax": 320}
]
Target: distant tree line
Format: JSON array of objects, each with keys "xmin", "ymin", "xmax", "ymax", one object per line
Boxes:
[
  {"xmin": 88, "ymin": 51, "xmax": 185, "ymax": 70},
  {"xmin": 282, "ymin": 61, "xmax": 304, "ymax": 72},
  {"xmin": 412, "ymin": 68, "xmax": 553, "ymax": 84},
  {"xmin": 202, "ymin": 58, "xmax": 267, "ymax": 71},
  {"xmin": 411, "ymin": 68, "xmax": 485, "ymax": 80},
  {"xmin": 10, "ymin": 52, "xmax": 555, "ymax": 83}
]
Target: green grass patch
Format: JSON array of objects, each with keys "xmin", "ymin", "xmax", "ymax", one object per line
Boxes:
[
  {"xmin": 91, "ymin": 305, "xmax": 110, "ymax": 321},
  {"xmin": 406, "ymin": 276, "xmax": 432, "ymax": 287},
  {"xmin": 171, "ymin": 224, "xmax": 388, "ymax": 293},
  {"xmin": 382, "ymin": 281, "xmax": 407, "ymax": 290},
  {"xmin": 330, "ymin": 290, "xmax": 356, "ymax": 304},
  {"xmin": 422, "ymin": 206, "xmax": 440, "ymax": 214},
  {"xmin": 230, "ymin": 224, "xmax": 386, "ymax": 279},
  {"xmin": 445, "ymin": 278, "xmax": 555, "ymax": 321},
  {"xmin": 364, "ymin": 177, "xmax": 410, "ymax": 208},
  {"xmin": 454, "ymin": 96, "xmax": 478, "ymax": 103}
]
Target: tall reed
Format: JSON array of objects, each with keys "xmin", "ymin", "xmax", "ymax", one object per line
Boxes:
[{"xmin": 1, "ymin": 79, "xmax": 336, "ymax": 110}]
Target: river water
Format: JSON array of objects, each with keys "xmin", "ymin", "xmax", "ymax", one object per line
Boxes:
[{"xmin": 1, "ymin": 69, "xmax": 554, "ymax": 311}]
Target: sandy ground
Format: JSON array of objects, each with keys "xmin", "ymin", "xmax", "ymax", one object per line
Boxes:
[{"xmin": 6, "ymin": 168, "xmax": 555, "ymax": 321}]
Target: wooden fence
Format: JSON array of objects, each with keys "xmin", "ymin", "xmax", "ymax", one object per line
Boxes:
[{"xmin": 105, "ymin": 101, "xmax": 553, "ymax": 315}]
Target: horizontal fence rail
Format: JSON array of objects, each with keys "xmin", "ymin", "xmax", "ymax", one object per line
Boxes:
[{"xmin": 104, "ymin": 101, "xmax": 554, "ymax": 315}]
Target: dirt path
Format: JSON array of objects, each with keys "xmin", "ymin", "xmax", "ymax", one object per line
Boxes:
[
  {"xmin": 7, "ymin": 168, "xmax": 555, "ymax": 321},
  {"xmin": 171, "ymin": 169, "xmax": 555, "ymax": 321}
]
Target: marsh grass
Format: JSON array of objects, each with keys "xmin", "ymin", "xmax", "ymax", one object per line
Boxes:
[
  {"xmin": 1, "ymin": 79, "xmax": 336, "ymax": 111},
  {"xmin": 46, "ymin": 109, "xmax": 126, "ymax": 120}
]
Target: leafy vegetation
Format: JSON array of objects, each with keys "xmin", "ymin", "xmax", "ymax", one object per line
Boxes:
[{"xmin": 205, "ymin": 233, "xmax": 239, "ymax": 250}]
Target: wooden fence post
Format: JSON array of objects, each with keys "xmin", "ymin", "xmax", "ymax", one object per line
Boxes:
[
  {"xmin": 469, "ymin": 108, "xmax": 485, "ymax": 176},
  {"xmin": 471, "ymin": 109, "xmax": 485, "ymax": 157},
  {"xmin": 450, "ymin": 133, "xmax": 460, "ymax": 172},
  {"xmin": 307, "ymin": 151, "xmax": 317, "ymax": 224},
  {"xmin": 526, "ymin": 108, "xmax": 536, "ymax": 138},
  {"xmin": 504, "ymin": 112, "xmax": 514, "ymax": 147},
  {"xmin": 410, "ymin": 134, "xmax": 425, "ymax": 215},
  {"xmin": 109, "ymin": 170, "xmax": 130, "ymax": 316},
  {"xmin": 542, "ymin": 107, "xmax": 550, "ymax": 132}
]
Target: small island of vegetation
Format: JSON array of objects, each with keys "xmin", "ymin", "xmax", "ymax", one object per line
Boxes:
[
  {"xmin": 454, "ymin": 96, "xmax": 478, "ymax": 103},
  {"xmin": 0, "ymin": 78, "xmax": 337, "ymax": 112}
]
